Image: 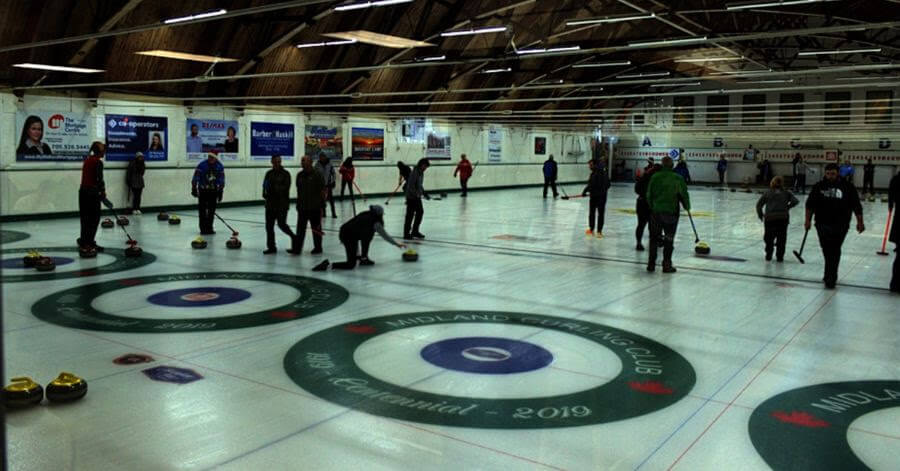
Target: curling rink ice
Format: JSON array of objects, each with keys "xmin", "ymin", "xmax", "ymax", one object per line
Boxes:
[{"xmin": 2, "ymin": 184, "xmax": 898, "ymax": 470}]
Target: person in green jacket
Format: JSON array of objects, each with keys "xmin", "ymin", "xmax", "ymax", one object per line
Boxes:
[{"xmin": 646, "ymin": 157, "xmax": 690, "ymax": 273}]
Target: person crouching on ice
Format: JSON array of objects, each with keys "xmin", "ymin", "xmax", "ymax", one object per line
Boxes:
[{"xmin": 314, "ymin": 205, "xmax": 405, "ymax": 271}]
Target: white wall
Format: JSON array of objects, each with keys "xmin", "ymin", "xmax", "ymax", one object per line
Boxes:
[{"xmin": 0, "ymin": 92, "xmax": 591, "ymax": 217}]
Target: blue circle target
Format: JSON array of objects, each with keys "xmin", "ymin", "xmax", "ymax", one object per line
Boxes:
[
  {"xmin": 420, "ymin": 337, "xmax": 553, "ymax": 374},
  {"xmin": 2, "ymin": 257, "xmax": 75, "ymax": 269},
  {"xmin": 147, "ymin": 287, "xmax": 252, "ymax": 307}
]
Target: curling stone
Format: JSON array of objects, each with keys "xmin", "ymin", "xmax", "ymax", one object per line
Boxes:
[
  {"xmin": 225, "ymin": 237, "xmax": 242, "ymax": 249},
  {"xmin": 101, "ymin": 218, "xmax": 114, "ymax": 228},
  {"xmin": 867, "ymin": 196, "xmax": 876, "ymax": 202},
  {"xmin": 168, "ymin": 215, "xmax": 181, "ymax": 225},
  {"xmin": 124, "ymin": 245, "xmax": 143, "ymax": 258},
  {"xmin": 695, "ymin": 242, "xmax": 711, "ymax": 255},
  {"xmin": 34, "ymin": 256, "xmax": 56, "ymax": 271},
  {"xmin": 402, "ymin": 249, "xmax": 418, "ymax": 262},
  {"xmin": 45, "ymin": 372, "xmax": 87, "ymax": 403},
  {"xmin": 23, "ymin": 250, "xmax": 42, "ymax": 267},
  {"xmin": 78, "ymin": 246, "xmax": 97, "ymax": 259},
  {"xmin": 157, "ymin": 212, "xmax": 169, "ymax": 221},
  {"xmin": 191, "ymin": 237, "xmax": 208, "ymax": 249},
  {"xmin": 3, "ymin": 377, "xmax": 43, "ymax": 408},
  {"xmin": 116, "ymin": 216, "xmax": 129, "ymax": 226}
]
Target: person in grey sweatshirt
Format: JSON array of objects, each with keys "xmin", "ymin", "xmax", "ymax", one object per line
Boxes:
[
  {"xmin": 315, "ymin": 152, "xmax": 337, "ymax": 218},
  {"xmin": 403, "ymin": 158, "xmax": 430, "ymax": 239},
  {"xmin": 756, "ymin": 175, "xmax": 799, "ymax": 262}
]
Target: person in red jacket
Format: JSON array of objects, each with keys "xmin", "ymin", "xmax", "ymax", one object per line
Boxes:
[
  {"xmin": 339, "ymin": 157, "xmax": 355, "ymax": 201},
  {"xmin": 453, "ymin": 154, "xmax": 474, "ymax": 197},
  {"xmin": 78, "ymin": 141, "xmax": 107, "ymax": 251}
]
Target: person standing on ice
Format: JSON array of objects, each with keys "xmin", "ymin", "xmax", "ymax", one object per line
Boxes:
[
  {"xmin": 756, "ymin": 176, "xmax": 799, "ymax": 262},
  {"xmin": 887, "ymin": 171, "xmax": 899, "ymax": 292},
  {"xmin": 582, "ymin": 159, "xmax": 611, "ymax": 238},
  {"xmin": 542, "ymin": 154, "xmax": 559, "ymax": 198},
  {"xmin": 453, "ymin": 154, "xmax": 474, "ymax": 197},
  {"xmin": 646, "ymin": 157, "xmax": 690, "ymax": 273},
  {"xmin": 634, "ymin": 163, "xmax": 661, "ymax": 251},
  {"xmin": 78, "ymin": 141, "xmax": 107, "ymax": 252},
  {"xmin": 805, "ymin": 163, "xmax": 864, "ymax": 289}
]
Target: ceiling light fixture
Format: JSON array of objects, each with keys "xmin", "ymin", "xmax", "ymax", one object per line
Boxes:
[
  {"xmin": 566, "ymin": 13, "xmax": 656, "ymax": 26},
  {"xmin": 441, "ymin": 26, "xmax": 507, "ymax": 37},
  {"xmin": 13, "ymin": 63, "xmax": 105, "ymax": 73},
  {"xmin": 649, "ymin": 81, "xmax": 701, "ymax": 87},
  {"xmin": 742, "ymin": 78, "xmax": 795, "ymax": 83},
  {"xmin": 835, "ymin": 76, "xmax": 897, "ymax": 81},
  {"xmin": 797, "ymin": 48, "xmax": 882, "ymax": 56},
  {"xmin": 163, "ymin": 9, "xmax": 227, "ymax": 24},
  {"xmin": 334, "ymin": 0, "xmax": 413, "ymax": 12},
  {"xmin": 616, "ymin": 71, "xmax": 671, "ymax": 79},
  {"xmin": 323, "ymin": 31, "xmax": 433, "ymax": 48},
  {"xmin": 135, "ymin": 50, "xmax": 238, "ymax": 63},
  {"xmin": 483, "ymin": 68, "xmax": 512, "ymax": 74},
  {"xmin": 674, "ymin": 56, "xmax": 744, "ymax": 63},
  {"xmin": 629, "ymin": 36, "xmax": 707, "ymax": 48},
  {"xmin": 726, "ymin": 0, "xmax": 838, "ymax": 10},
  {"xmin": 418, "ymin": 55, "xmax": 446, "ymax": 62},
  {"xmin": 572, "ymin": 61, "xmax": 632, "ymax": 68},
  {"xmin": 296, "ymin": 39, "xmax": 358, "ymax": 48},
  {"xmin": 516, "ymin": 46, "xmax": 581, "ymax": 55}
]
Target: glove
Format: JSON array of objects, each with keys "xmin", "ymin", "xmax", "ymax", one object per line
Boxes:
[
  {"xmin": 217, "ymin": 191, "xmax": 223, "ymax": 203},
  {"xmin": 191, "ymin": 188, "xmax": 198, "ymax": 198}
]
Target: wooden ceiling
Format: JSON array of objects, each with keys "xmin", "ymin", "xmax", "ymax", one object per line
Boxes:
[{"xmin": 1, "ymin": 0, "xmax": 898, "ymax": 119}]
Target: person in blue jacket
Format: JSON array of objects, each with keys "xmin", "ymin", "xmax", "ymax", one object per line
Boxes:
[
  {"xmin": 192, "ymin": 151, "xmax": 225, "ymax": 234},
  {"xmin": 543, "ymin": 155, "xmax": 559, "ymax": 198}
]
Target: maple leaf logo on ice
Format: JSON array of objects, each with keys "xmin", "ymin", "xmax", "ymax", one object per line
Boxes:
[
  {"xmin": 771, "ymin": 411, "xmax": 830, "ymax": 428},
  {"xmin": 628, "ymin": 381, "xmax": 674, "ymax": 395},
  {"xmin": 345, "ymin": 324, "xmax": 376, "ymax": 334}
]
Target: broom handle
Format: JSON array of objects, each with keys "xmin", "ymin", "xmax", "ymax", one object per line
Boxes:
[
  {"xmin": 880, "ymin": 208, "xmax": 893, "ymax": 253},
  {"xmin": 799, "ymin": 227, "xmax": 809, "ymax": 253}
]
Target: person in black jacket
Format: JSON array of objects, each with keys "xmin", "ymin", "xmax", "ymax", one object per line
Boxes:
[
  {"xmin": 634, "ymin": 163, "xmax": 661, "ymax": 250},
  {"xmin": 542, "ymin": 155, "xmax": 559, "ymax": 198},
  {"xmin": 320, "ymin": 205, "xmax": 405, "ymax": 270},
  {"xmin": 805, "ymin": 163, "xmax": 865, "ymax": 289},
  {"xmin": 582, "ymin": 159, "xmax": 611, "ymax": 238},
  {"xmin": 888, "ymin": 172, "xmax": 899, "ymax": 292},
  {"xmin": 262, "ymin": 155, "xmax": 297, "ymax": 254},
  {"xmin": 125, "ymin": 152, "xmax": 146, "ymax": 214},
  {"xmin": 862, "ymin": 158, "xmax": 876, "ymax": 196}
]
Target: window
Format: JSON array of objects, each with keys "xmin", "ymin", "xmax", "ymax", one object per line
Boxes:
[
  {"xmin": 633, "ymin": 114, "xmax": 645, "ymax": 125},
  {"xmin": 865, "ymin": 90, "xmax": 893, "ymax": 124},
  {"xmin": 824, "ymin": 92, "xmax": 851, "ymax": 125},
  {"xmin": 743, "ymin": 94, "xmax": 766, "ymax": 125},
  {"xmin": 673, "ymin": 96, "xmax": 694, "ymax": 126},
  {"xmin": 779, "ymin": 93, "xmax": 804, "ymax": 125},
  {"xmin": 707, "ymin": 95, "xmax": 729, "ymax": 126}
]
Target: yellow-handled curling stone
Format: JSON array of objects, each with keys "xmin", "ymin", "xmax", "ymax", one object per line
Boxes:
[
  {"xmin": 46, "ymin": 372, "xmax": 88, "ymax": 403},
  {"xmin": 3, "ymin": 377, "xmax": 44, "ymax": 408}
]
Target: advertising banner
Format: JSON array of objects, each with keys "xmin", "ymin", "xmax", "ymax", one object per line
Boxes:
[
  {"xmin": 15, "ymin": 111, "xmax": 92, "ymax": 162},
  {"xmin": 105, "ymin": 114, "xmax": 168, "ymax": 162},
  {"xmin": 251, "ymin": 122, "xmax": 295, "ymax": 161},
  {"xmin": 186, "ymin": 119, "xmax": 239, "ymax": 161},
  {"xmin": 488, "ymin": 126, "xmax": 502, "ymax": 162},
  {"xmin": 351, "ymin": 127, "xmax": 384, "ymax": 160},
  {"xmin": 305, "ymin": 125, "xmax": 343, "ymax": 160},
  {"xmin": 425, "ymin": 129, "xmax": 452, "ymax": 160}
]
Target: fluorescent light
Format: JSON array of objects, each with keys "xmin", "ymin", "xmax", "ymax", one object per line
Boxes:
[
  {"xmin": 516, "ymin": 46, "xmax": 581, "ymax": 55},
  {"xmin": 572, "ymin": 61, "xmax": 632, "ymax": 68},
  {"xmin": 296, "ymin": 39, "xmax": 358, "ymax": 48},
  {"xmin": 649, "ymin": 81, "xmax": 701, "ymax": 87},
  {"xmin": 797, "ymin": 48, "xmax": 882, "ymax": 56},
  {"xmin": 742, "ymin": 79, "xmax": 795, "ymax": 83},
  {"xmin": 441, "ymin": 26, "xmax": 507, "ymax": 37},
  {"xmin": 483, "ymin": 68, "xmax": 512, "ymax": 74},
  {"xmin": 164, "ymin": 9, "xmax": 227, "ymax": 24},
  {"xmin": 674, "ymin": 56, "xmax": 744, "ymax": 63},
  {"xmin": 616, "ymin": 71, "xmax": 671, "ymax": 79},
  {"xmin": 323, "ymin": 31, "xmax": 433, "ymax": 48},
  {"xmin": 529, "ymin": 79, "xmax": 565, "ymax": 85},
  {"xmin": 335, "ymin": 0, "xmax": 413, "ymax": 11},
  {"xmin": 727, "ymin": 0, "xmax": 837, "ymax": 10},
  {"xmin": 836, "ymin": 76, "xmax": 897, "ymax": 81},
  {"xmin": 135, "ymin": 50, "xmax": 238, "ymax": 63},
  {"xmin": 418, "ymin": 55, "xmax": 446, "ymax": 62},
  {"xmin": 566, "ymin": 13, "xmax": 655, "ymax": 26},
  {"xmin": 13, "ymin": 63, "xmax": 104, "ymax": 73},
  {"xmin": 708, "ymin": 69, "xmax": 773, "ymax": 76},
  {"xmin": 629, "ymin": 36, "xmax": 707, "ymax": 47}
]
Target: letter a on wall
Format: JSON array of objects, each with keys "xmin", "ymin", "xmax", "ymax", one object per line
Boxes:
[
  {"xmin": 879, "ymin": 139, "xmax": 891, "ymax": 149},
  {"xmin": 713, "ymin": 137, "xmax": 724, "ymax": 148},
  {"xmin": 642, "ymin": 136, "xmax": 652, "ymax": 147}
]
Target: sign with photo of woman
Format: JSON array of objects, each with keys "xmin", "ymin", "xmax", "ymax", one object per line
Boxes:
[
  {"xmin": 186, "ymin": 119, "xmax": 240, "ymax": 161},
  {"xmin": 15, "ymin": 111, "xmax": 91, "ymax": 162},
  {"xmin": 105, "ymin": 114, "xmax": 168, "ymax": 161}
]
